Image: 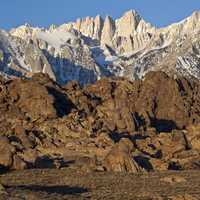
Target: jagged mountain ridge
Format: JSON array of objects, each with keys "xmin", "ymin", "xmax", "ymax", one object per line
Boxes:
[{"xmin": 0, "ymin": 10, "xmax": 200, "ymax": 84}]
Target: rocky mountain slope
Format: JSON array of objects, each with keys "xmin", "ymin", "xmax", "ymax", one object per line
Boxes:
[{"xmin": 0, "ymin": 10, "xmax": 200, "ymax": 84}]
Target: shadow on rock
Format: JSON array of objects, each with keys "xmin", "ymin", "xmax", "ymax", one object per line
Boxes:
[
  {"xmin": 8, "ymin": 185, "xmax": 88, "ymax": 195},
  {"xmin": 46, "ymin": 86, "xmax": 74, "ymax": 117},
  {"xmin": 151, "ymin": 118, "xmax": 177, "ymax": 133},
  {"xmin": 0, "ymin": 165, "xmax": 9, "ymax": 175},
  {"xmin": 35, "ymin": 155, "xmax": 75, "ymax": 169},
  {"xmin": 134, "ymin": 156, "xmax": 153, "ymax": 172},
  {"xmin": 108, "ymin": 132, "xmax": 132, "ymax": 143}
]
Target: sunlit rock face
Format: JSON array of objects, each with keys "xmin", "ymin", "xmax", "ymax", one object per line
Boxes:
[
  {"xmin": 1, "ymin": 71, "xmax": 200, "ymax": 172},
  {"xmin": 0, "ymin": 10, "xmax": 199, "ymax": 85}
]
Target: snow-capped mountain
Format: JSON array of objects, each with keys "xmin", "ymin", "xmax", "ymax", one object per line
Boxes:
[{"xmin": 0, "ymin": 10, "xmax": 200, "ymax": 84}]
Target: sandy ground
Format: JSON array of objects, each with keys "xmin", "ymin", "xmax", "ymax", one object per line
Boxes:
[{"xmin": 0, "ymin": 169, "xmax": 200, "ymax": 199}]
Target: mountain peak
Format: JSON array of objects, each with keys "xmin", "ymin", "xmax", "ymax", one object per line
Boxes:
[
  {"xmin": 123, "ymin": 9, "xmax": 140, "ymax": 17},
  {"xmin": 122, "ymin": 9, "xmax": 141, "ymax": 21},
  {"xmin": 187, "ymin": 10, "xmax": 200, "ymax": 24},
  {"xmin": 191, "ymin": 10, "xmax": 200, "ymax": 18},
  {"xmin": 4, "ymin": 9, "xmax": 200, "ymax": 86},
  {"xmin": 101, "ymin": 15, "xmax": 116, "ymax": 46},
  {"xmin": 95, "ymin": 14, "xmax": 103, "ymax": 20},
  {"xmin": 105, "ymin": 15, "xmax": 114, "ymax": 22},
  {"xmin": 115, "ymin": 9, "xmax": 142, "ymax": 37}
]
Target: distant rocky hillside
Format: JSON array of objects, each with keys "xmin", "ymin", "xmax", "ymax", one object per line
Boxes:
[
  {"xmin": 1, "ymin": 71, "xmax": 200, "ymax": 173},
  {"xmin": 0, "ymin": 10, "xmax": 200, "ymax": 84}
]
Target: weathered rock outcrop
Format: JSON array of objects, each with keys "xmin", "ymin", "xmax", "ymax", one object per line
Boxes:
[
  {"xmin": 101, "ymin": 16, "xmax": 116, "ymax": 47},
  {"xmin": 0, "ymin": 71, "xmax": 200, "ymax": 173},
  {"xmin": 103, "ymin": 138, "xmax": 141, "ymax": 172},
  {"xmin": 0, "ymin": 137, "xmax": 15, "ymax": 169}
]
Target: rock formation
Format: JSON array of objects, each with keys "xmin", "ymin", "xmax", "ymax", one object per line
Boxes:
[
  {"xmin": 0, "ymin": 10, "xmax": 197, "ymax": 85},
  {"xmin": 103, "ymin": 138, "xmax": 141, "ymax": 172},
  {"xmin": 0, "ymin": 71, "xmax": 200, "ymax": 173},
  {"xmin": 101, "ymin": 16, "xmax": 116, "ymax": 47},
  {"xmin": 1, "ymin": 9, "xmax": 200, "ymax": 200}
]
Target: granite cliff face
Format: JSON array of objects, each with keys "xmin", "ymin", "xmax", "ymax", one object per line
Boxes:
[{"xmin": 0, "ymin": 10, "xmax": 199, "ymax": 84}]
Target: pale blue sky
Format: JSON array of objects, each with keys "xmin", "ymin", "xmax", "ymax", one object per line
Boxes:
[{"xmin": 1, "ymin": 0, "xmax": 200, "ymax": 30}]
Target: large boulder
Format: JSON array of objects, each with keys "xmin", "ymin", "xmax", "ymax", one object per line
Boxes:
[
  {"xmin": 0, "ymin": 73, "xmax": 74, "ymax": 122},
  {"xmin": 8, "ymin": 78, "xmax": 57, "ymax": 121},
  {"xmin": 12, "ymin": 155, "xmax": 27, "ymax": 170},
  {"xmin": 103, "ymin": 138, "xmax": 141, "ymax": 172},
  {"xmin": 0, "ymin": 137, "xmax": 15, "ymax": 169},
  {"xmin": 185, "ymin": 124, "xmax": 200, "ymax": 150},
  {"xmin": 134, "ymin": 71, "xmax": 200, "ymax": 131}
]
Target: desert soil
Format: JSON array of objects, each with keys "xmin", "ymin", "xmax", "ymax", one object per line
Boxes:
[{"xmin": 0, "ymin": 169, "xmax": 200, "ymax": 200}]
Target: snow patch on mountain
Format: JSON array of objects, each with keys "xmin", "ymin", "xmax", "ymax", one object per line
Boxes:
[
  {"xmin": 36, "ymin": 30, "xmax": 77, "ymax": 50},
  {"xmin": 0, "ymin": 10, "xmax": 199, "ymax": 84}
]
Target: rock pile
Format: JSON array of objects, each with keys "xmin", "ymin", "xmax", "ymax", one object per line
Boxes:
[{"xmin": 0, "ymin": 71, "xmax": 200, "ymax": 173}]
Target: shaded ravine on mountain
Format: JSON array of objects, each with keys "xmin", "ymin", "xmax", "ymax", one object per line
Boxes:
[{"xmin": 0, "ymin": 10, "xmax": 199, "ymax": 86}]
